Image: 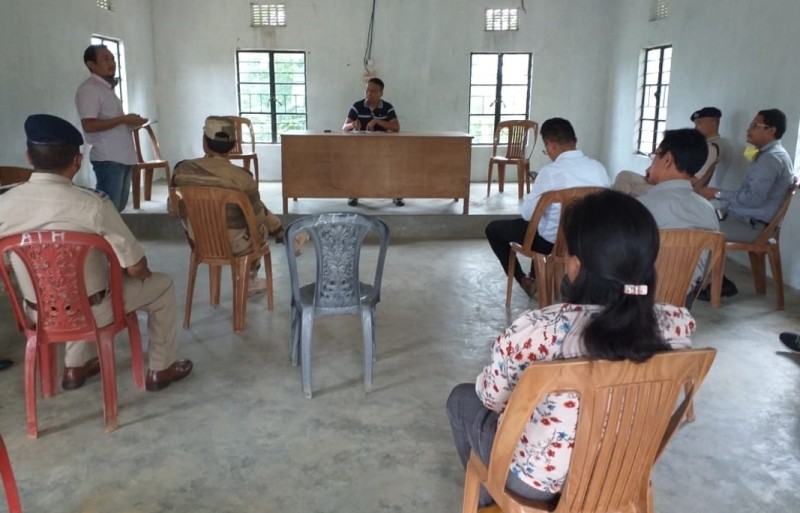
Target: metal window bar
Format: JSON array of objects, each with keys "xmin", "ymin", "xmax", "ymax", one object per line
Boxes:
[
  {"xmin": 97, "ymin": 0, "xmax": 112, "ymax": 11},
  {"xmin": 651, "ymin": 0, "xmax": 670, "ymax": 22},
  {"xmin": 637, "ymin": 45, "xmax": 671, "ymax": 155},
  {"xmin": 485, "ymin": 8, "xmax": 519, "ymax": 31},
  {"xmin": 251, "ymin": 4, "xmax": 286, "ymax": 27},
  {"xmin": 468, "ymin": 52, "xmax": 532, "ymax": 144}
]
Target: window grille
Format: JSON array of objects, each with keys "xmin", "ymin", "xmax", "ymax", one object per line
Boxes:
[
  {"xmin": 251, "ymin": 3, "xmax": 286, "ymax": 27},
  {"xmin": 650, "ymin": 0, "xmax": 670, "ymax": 22},
  {"xmin": 97, "ymin": 0, "xmax": 112, "ymax": 11},
  {"xmin": 485, "ymin": 8, "xmax": 519, "ymax": 31}
]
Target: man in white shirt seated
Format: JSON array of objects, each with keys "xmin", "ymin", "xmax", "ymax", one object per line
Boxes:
[{"xmin": 485, "ymin": 118, "xmax": 610, "ymax": 296}]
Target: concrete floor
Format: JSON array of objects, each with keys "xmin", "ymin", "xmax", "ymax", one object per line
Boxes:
[{"xmin": 0, "ymin": 184, "xmax": 799, "ymax": 512}]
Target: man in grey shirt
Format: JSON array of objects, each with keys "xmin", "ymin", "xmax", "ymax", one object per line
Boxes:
[
  {"xmin": 638, "ymin": 128, "xmax": 720, "ymax": 304},
  {"xmin": 698, "ymin": 108, "xmax": 795, "ymax": 298}
]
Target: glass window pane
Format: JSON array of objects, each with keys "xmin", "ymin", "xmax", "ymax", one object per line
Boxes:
[
  {"xmin": 471, "ymin": 54, "xmax": 499, "ymax": 85},
  {"xmin": 469, "ymin": 115, "xmax": 496, "ymax": 144},
  {"xmin": 501, "ymin": 54, "xmax": 530, "ymax": 85},
  {"xmin": 469, "ymin": 85, "xmax": 497, "ymax": 115},
  {"xmin": 276, "ymin": 114, "xmax": 307, "ymax": 134},
  {"xmin": 499, "ymin": 85, "xmax": 528, "ymax": 114}
]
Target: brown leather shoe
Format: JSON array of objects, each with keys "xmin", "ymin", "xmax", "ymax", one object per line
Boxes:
[
  {"xmin": 62, "ymin": 357, "xmax": 101, "ymax": 390},
  {"xmin": 145, "ymin": 360, "xmax": 193, "ymax": 392}
]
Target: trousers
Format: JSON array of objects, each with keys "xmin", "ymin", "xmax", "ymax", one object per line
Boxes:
[
  {"xmin": 92, "ymin": 161, "xmax": 132, "ymax": 212},
  {"xmin": 485, "ymin": 218, "xmax": 554, "ymax": 283}
]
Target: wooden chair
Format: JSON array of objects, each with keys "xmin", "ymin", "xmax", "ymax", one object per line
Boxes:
[
  {"xmin": 203, "ymin": 116, "xmax": 259, "ymax": 182},
  {"xmin": 487, "ymin": 120, "xmax": 539, "ymax": 199},
  {"xmin": 131, "ymin": 123, "xmax": 171, "ymax": 210},
  {"xmin": 0, "ymin": 433, "xmax": 22, "ymax": 512},
  {"xmin": 173, "ymin": 186, "xmax": 273, "ymax": 333},
  {"xmin": 462, "ymin": 348, "xmax": 717, "ymax": 513},
  {"xmin": 0, "ymin": 231, "xmax": 145, "ymax": 438},
  {"xmin": 506, "ymin": 187, "xmax": 606, "ymax": 307},
  {"xmin": 0, "ymin": 166, "xmax": 32, "ymax": 187},
  {"xmin": 725, "ymin": 178, "xmax": 797, "ymax": 310},
  {"xmin": 654, "ymin": 229, "xmax": 726, "ymax": 309}
]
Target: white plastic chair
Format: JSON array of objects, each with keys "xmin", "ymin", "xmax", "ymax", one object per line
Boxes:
[{"xmin": 285, "ymin": 213, "xmax": 389, "ymax": 398}]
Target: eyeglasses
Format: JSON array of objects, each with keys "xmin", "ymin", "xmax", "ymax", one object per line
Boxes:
[
  {"xmin": 649, "ymin": 150, "xmax": 665, "ymax": 160},
  {"xmin": 748, "ymin": 123, "xmax": 772, "ymax": 130},
  {"xmin": 541, "ymin": 148, "xmax": 548, "ymax": 156}
]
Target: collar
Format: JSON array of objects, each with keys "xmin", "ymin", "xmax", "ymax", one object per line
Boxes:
[
  {"xmin": 554, "ymin": 149, "xmax": 585, "ymax": 161},
  {"xmin": 90, "ymin": 73, "xmax": 114, "ymax": 89},
  {"xmin": 650, "ymin": 178, "xmax": 693, "ymax": 191},
  {"xmin": 362, "ymin": 99, "xmax": 384, "ymax": 110},
  {"xmin": 757, "ymin": 139, "xmax": 781, "ymax": 153},
  {"xmin": 27, "ymin": 173, "xmax": 74, "ymax": 185}
]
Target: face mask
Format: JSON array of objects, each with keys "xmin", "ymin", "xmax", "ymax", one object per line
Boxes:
[
  {"xmin": 743, "ymin": 144, "xmax": 758, "ymax": 162},
  {"xmin": 103, "ymin": 76, "xmax": 119, "ymax": 88}
]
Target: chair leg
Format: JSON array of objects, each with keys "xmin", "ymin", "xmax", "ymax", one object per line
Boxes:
[
  {"xmin": 253, "ymin": 156, "xmax": 260, "ymax": 183},
  {"xmin": 0, "ymin": 434, "xmax": 23, "ymax": 513},
  {"xmin": 232, "ymin": 258, "xmax": 250, "ymax": 333},
  {"xmin": 710, "ymin": 255, "xmax": 725, "ymax": 308},
  {"xmin": 767, "ymin": 246, "xmax": 785, "ymax": 309},
  {"xmin": 748, "ymin": 251, "xmax": 767, "ymax": 295},
  {"xmin": 290, "ymin": 306, "xmax": 301, "ymax": 366},
  {"xmin": 462, "ymin": 458, "xmax": 482, "ymax": 513},
  {"xmin": 516, "ymin": 164, "xmax": 525, "ymax": 200},
  {"xmin": 144, "ymin": 169, "xmax": 154, "ymax": 201},
  {"xmin": 683, "ymin": 381, "xmax": 695, "ymax": 423},
  {"xmin": 38, "ymin": 344, "xmax": 57, "ymax": 398},
  {"xmin": 506, "ymin": 252, "xmax": 518, "ymax": 306},
  {"xmin": 301, "ymin": 309, "xmax": 315, "ymax": 398},
  {"xmin": 361, "ymin": 306, "xmax": 375, "ymax": 393},
  {"xmin": 487, "ymin": 161, "xmax": 494, "ymax": 197},
  {"xmin": 25, "ymin": 336, "xmax": 39, "ymax": 439},
  {"xmin": 132, "ymin": 168, "xmax": 142, "ymax": 210},
  {"xmin": 263, "ymin": 252, "xmax": 274, "ymax": 311},
  {"xmin": 126, "ymin": 312, "xmax": 145, "ymax": 390},
  {"xmin": 497, "ymin": 164, "xmax": 506, "ymax": 193},
  {"xmin": 183, "ymin": 256, "xmax": 199, "ymax": 329},
  {"xmin": 97, "ymin": 337, "xmax": 119, "ymax": 433},
  {"xmin": 209, "ymin": 265, "xmax": 222, "ymax": 306}
]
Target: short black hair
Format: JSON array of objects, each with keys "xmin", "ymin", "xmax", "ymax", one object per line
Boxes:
[
  {"xmin": 204, "ymin": 136, "xmax": 236, "ymax": 155},
  {"xmin": 540, "ymin": 118, "xmax": 577, "ymax": 144},
  {"xmin": 27, "ymin": 143, "xmax": 80, "ymax": 171},
  {"xmin": 561, "ymin": 190, "xmax": 669, "ymax": 362},
  {"xmin": 658, "ymin": 128, "xmax": 709, "ymax": 177},
  {"xmin": 758, "ymin": 108, "xmax": 787, "ymax": 139},
  {"xmin": 367, "ymin": 77, "xmax": 385, "ymax": 91},
  {"xmin": 83, "ymin": 44, "xmax": 107, "ymax": 64}
]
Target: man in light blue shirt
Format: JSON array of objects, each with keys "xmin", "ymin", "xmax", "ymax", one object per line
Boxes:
[{"xmin": 485, "ymin": 118, "xmax": 609, "ymax": 296}]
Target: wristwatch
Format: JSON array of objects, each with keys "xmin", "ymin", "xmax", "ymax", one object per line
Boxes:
[{"xmin": 714, "ymin": 190, "xmax": 722, "ymax": 200}]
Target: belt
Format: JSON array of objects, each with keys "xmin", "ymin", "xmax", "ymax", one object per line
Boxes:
[{"xmin": 25, "ymin": 290, "xmax": 107, "ymax": 311}]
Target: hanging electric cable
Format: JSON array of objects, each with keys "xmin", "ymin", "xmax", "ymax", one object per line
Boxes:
[{"xmin": 363, "ymin": 0, "xmax": 377, "ymax": 75}]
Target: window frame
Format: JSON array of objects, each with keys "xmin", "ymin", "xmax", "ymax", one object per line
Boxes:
[
  {"xmin": 468, "ymin": 52, "xmax": 533, "ymax": 146},
  {"xmin": 90, "ymin": 35, "xmax": 127, "ymax": 108},
  {"xmin": 636, "ymin": 45, "xmax": 672, "ymax": 155},
  {"xmin": 235, "ymin": 49, "xmax": 308, "ymax": 144}
]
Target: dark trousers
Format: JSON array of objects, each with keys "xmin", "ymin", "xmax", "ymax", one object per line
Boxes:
[{"xmin": 485, "ymin": 218, "xmax": 554, "ymax": 283}]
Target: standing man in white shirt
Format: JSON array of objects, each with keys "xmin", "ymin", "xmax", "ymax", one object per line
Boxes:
[
  {"xmin": 75, "ymin": 45, "xmax": 147, "ymax": 212},
  {"xmin": 485, "ymin": 118, "xmax": 610, "ymax": 296}
]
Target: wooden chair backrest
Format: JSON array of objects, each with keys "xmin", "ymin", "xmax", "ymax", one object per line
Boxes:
[
  {"xmin": 0, "ymin": 166, "xmax": 33, "ymax": 186},
  {"xmin": 132, "ymin": 124, "xmax": 165, "ymax": 163},
  {"xmin": 482, "ymin": 348, "xmax": 716, "ymax": 513},
  {"xmin": 172, "ymin": 186, "xmax": 264, "ymax": 261},
  {"xmin": 741, "ymin": 177, "xmax": 798, "ymax": 248},
  {"xmin": 492, "ymin": 120, "xmax": 539, "ymax": 160},
  {"xmin": 654, "ymin": 229, "xmax": 726, "ymax": 308},
  {"xmin": 227, "ymin": 116, "xmax": 257, "ymax": 156}
]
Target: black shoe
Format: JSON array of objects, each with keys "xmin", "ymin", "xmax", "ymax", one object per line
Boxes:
[
  {"xmin": 697, "ymin": 276, "xmax": 738, "ymax": 301},
  {"xmin": 779, "ymin": 332, "xmax": 800, "ymax": 352},
  {"xmin": 393, "ymin": 198, "xmax": 405, "ymax": 207},
  {"xmin": 0, "ymin": 359, "xmax": 13, "ymax": 371},
  {"xmin": 348, "ymin": 198, "xmax": 359, "ymax": 207}
]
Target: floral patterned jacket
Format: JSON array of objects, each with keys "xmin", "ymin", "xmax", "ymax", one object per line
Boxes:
[{"xmin": 475, "ymin": 303, "xmax": 695, "ymax": 494}]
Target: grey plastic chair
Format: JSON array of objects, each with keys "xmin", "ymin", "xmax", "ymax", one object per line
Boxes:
[{"xmin": 285, "ymin": 212, "xmax": 390, "ymax": 398}]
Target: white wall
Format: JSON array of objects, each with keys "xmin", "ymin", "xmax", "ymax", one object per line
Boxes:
[
  {"xmin": 603, "ymin": 0, "xmax": 800, "ymax": 289},
  {"xmin": 151, "ymin": 0, "xmax": 616, "ymax": 180},
  {"xmin": 0, "ymin": 0, "xmax": 156, "ymax": 186}
]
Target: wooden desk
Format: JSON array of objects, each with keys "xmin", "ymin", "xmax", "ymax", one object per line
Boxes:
[{"xmin": 281, "ymin": 131, "xmax": 472, "ymax": 214}]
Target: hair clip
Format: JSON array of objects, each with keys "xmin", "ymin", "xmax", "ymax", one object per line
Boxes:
[{"xmin": 623, "ymin": 284, "xmax": 648, "ymax": 296}]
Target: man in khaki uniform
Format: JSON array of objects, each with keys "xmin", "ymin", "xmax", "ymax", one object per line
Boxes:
[
  {"xmin": 172, "ymin": 116, "xmax": 305, "ymax": 295},
  {"xmin": 0, "ymin": 114, "xmax": 192, "ymax": 392}
]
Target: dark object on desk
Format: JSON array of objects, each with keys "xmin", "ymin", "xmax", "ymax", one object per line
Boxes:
[
  {"xmin": 0, "ymin": 359, "xmax": 12, "ymax": 371},
  {"xmin": 323, "ymin": 129, "xmax": 332, "ymax": 133}
]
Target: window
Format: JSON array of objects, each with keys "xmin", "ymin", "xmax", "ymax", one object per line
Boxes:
[
  {"xmin": 485, "ymin": 8, "xmax": 519, "ymax": 31},
  {"xmin": 250, "ymin": 3, "xmax": 286, "ymax": 27},
  {"xmin": 636, "ymin": 45, "xmax": 671, "ymax": 155},
  {"xmin": 97, "ymin": 0, "xmax": 112, "ymax": 11},
  {"xmin": 468, "ymin": 53, "xmax": 532, "ymax": 145},
  {"xmin": 90, "ymin": 35, "xmax": 127, "ymax": 107},
  {"xmin": 650, "ymin": 0, "xmax": 670, "ymax": 22},
  {"xmin": 236, "ymin": 50, "xmax": 307, "ymax": 144}
]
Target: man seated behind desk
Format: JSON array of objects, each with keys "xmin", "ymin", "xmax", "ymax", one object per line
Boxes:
[
  {"xmin": 485, "ymin": 118, "xmax": 610, "ymax": 297},
  {"xmin": 614, "ymin": 107, "xmax": 722, "ymax": 197},
  {"xmin": 637, "ymin": 128, "xmax": 720, "ymax": 305},
  {"xmin": 172, "ymin": 116, "xmax": 304, "ymax": 296},
  {"xmin": 0, "ymin": 114, "xmax": 192, "ymax": 391},
  {"xmin": 341, "ymin": 77, "xmax": 403, "ymax": 207}
]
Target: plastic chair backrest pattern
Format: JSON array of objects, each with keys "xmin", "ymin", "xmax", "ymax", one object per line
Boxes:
[
  {"xmin": 506, "ymin": 186, "xmax": 606, "ymax": 307},
  {"xmin": 462, "ymin": 348, "xmax": 717, "ymax": 513},
  {"xmin": 655, "ymin": 229, "xmax": 726, "ymax": 308},
  {"xmin": 725, "ymin": 177, "xmax": 798, "ymax": 309},
  {"xmin": 0, "ymin": 167, "xmax": 32, "ymax": 187},
  {"xmin": 492, "ymin": 120, "xmax": 539, "ymax": 161},
  {"xmin": 0, "ymin": 231, "xmax": 144, "ymax": 437}
]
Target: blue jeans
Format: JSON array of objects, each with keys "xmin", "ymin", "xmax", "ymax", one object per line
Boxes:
[
  {"xmin": 92, "ymin": 161, "xmax": 132, "ymax": 212},
  {"xmin": 446, "ymin": 383, "xmax": 557, "ymax": 507}
]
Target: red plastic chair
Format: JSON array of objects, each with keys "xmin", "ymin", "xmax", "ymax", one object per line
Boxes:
[
  {"xmin": 0, "ymin": 433, "xmax": 22, "ymax": 512},
  {"xmin": 0, "ymin": 231, "xmax": 145, "ymax": 438}
]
